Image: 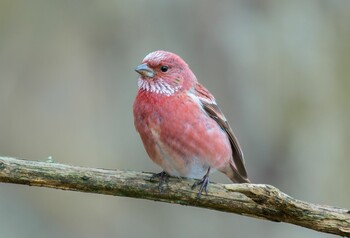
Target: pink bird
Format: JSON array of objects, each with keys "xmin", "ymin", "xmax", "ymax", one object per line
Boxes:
[{"xmin": 133, "ymin": 51, "xmax": 250, "ymax": 196}]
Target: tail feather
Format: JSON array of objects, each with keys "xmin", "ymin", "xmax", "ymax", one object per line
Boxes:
[{"xmin": 228, "ymin": 161, "xmax": 251, "ymax": 183}]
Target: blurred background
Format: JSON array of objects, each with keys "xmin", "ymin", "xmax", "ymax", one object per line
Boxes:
[{"xmin": 0, "ymin": 0, "xmax": 349, "ymax": 237}]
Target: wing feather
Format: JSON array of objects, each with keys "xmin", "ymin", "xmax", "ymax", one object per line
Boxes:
[{"xmin": 194, "ymin": 83, "xmax": 249, "ymax": 182}]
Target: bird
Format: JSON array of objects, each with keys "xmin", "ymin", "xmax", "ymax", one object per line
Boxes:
[{"xmin": 133, "ymin": 50, "xmax": 250, "ymax": 196}]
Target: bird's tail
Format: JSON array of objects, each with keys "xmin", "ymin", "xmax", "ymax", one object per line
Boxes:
[{"xmin": 225, "ymin": 161, "xmax": 251, "ymax": 183}]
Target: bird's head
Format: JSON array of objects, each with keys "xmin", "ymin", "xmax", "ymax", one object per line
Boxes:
[{"xmin": 135, "ymin": 50, "xmax": 197, "ymax": 96}]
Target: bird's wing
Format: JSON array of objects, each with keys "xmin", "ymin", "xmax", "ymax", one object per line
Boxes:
[{"xmin": 194, "ymin": 83, "xmax": 249, "ymax": 182}]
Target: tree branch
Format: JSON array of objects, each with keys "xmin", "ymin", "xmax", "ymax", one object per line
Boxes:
[{"xmin": 0, "ymin": 156, "xmax": 349, "ymax": 237}]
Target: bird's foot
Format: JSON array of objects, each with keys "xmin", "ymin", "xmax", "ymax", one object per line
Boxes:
[
  {"xmin": 150, "ymin": 171, "xmax": 170, "ymax": 193},
  {"xmin": 191, "ymin": 168, "xmax": 210, "ymax": 198}
]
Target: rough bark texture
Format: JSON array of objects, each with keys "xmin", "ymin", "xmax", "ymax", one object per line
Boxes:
[{"xmin": 0, "ymin": 156, "xmax": 349, "ymax": 237}]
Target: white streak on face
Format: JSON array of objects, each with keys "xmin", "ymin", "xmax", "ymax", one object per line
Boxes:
[
  {"xmin": 143, "ymin": 51, "xmax": 167, "ymax": 64},
  {"xmin": 137, "ymin": 80, "xmax": 143, "ymax": 89},
  {"xmin": 138, "ymin": 78, "xmax": 180, "ymax": 96},
  {"xmin": 150, "ymin": 83, "xmax": 156, "ymax": 92}
]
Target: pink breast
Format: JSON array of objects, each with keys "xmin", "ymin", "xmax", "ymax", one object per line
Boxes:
[{"xmin": 134, "ymin": 92, "xmax": 231, "ymax": 178}]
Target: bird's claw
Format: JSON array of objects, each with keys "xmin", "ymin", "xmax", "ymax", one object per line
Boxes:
[
  {"xmin": 150, "ymin": 171, "xmax": 170, "ymax": 193},
  {"xmin": 191, "ymin": 175, "xmax": 210, "ymax": 199}
]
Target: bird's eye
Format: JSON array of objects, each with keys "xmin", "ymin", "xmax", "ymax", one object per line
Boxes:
[{"xmin": 160, "ymin": 65, "xmax": 169, "ymax": 72}]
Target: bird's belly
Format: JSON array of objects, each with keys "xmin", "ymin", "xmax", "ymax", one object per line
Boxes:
[
  {"xmin": 148, "ymin": 123, "xmax": 229, "ymax": 179},
  {"xmin": 153, "ymin": 140, "xmax": 214, "ymax": 179}
]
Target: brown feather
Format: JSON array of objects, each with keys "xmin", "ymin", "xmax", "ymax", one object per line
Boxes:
[{"xmin": 194, "ymin": 83, "xmax": 250, "ymax": 183}]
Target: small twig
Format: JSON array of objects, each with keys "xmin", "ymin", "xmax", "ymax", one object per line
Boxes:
[{"xmin": 0, "ymin": 156, "xmax": 349, "ymax": 237}]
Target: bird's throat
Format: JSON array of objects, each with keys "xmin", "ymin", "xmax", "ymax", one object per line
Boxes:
[{"xmin": 138, "ymin": 78, "xmax": 180, "ymax": 96}]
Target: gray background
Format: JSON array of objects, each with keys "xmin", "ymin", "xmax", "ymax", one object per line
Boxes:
[{"xmin": 0, "ymin": 1, "xmax": 349, "ymax": 238}]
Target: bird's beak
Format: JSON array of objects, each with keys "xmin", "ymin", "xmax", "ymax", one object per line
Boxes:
[{"xmin": 135, "ymin": 63, "xmax": 154, "ymax": 78}]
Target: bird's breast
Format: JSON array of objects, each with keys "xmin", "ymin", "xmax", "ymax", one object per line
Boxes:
[{"xmin": 133, "ymin": 92, "xmax": 231, "ymax": 178}]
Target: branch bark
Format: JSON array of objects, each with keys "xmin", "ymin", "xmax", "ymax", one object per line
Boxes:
[{"xmin": 0, "ymin": 156, "xmax": 349, "ymax": 237}]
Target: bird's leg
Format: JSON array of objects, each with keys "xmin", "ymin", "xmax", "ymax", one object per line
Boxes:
[
  {"xmin": 150, "ymin": 171, "xmax": 170, "ymax": 192},
  {"xmin": 191, "ymin": 167, "xmax": 211, "ymax": 198}
]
